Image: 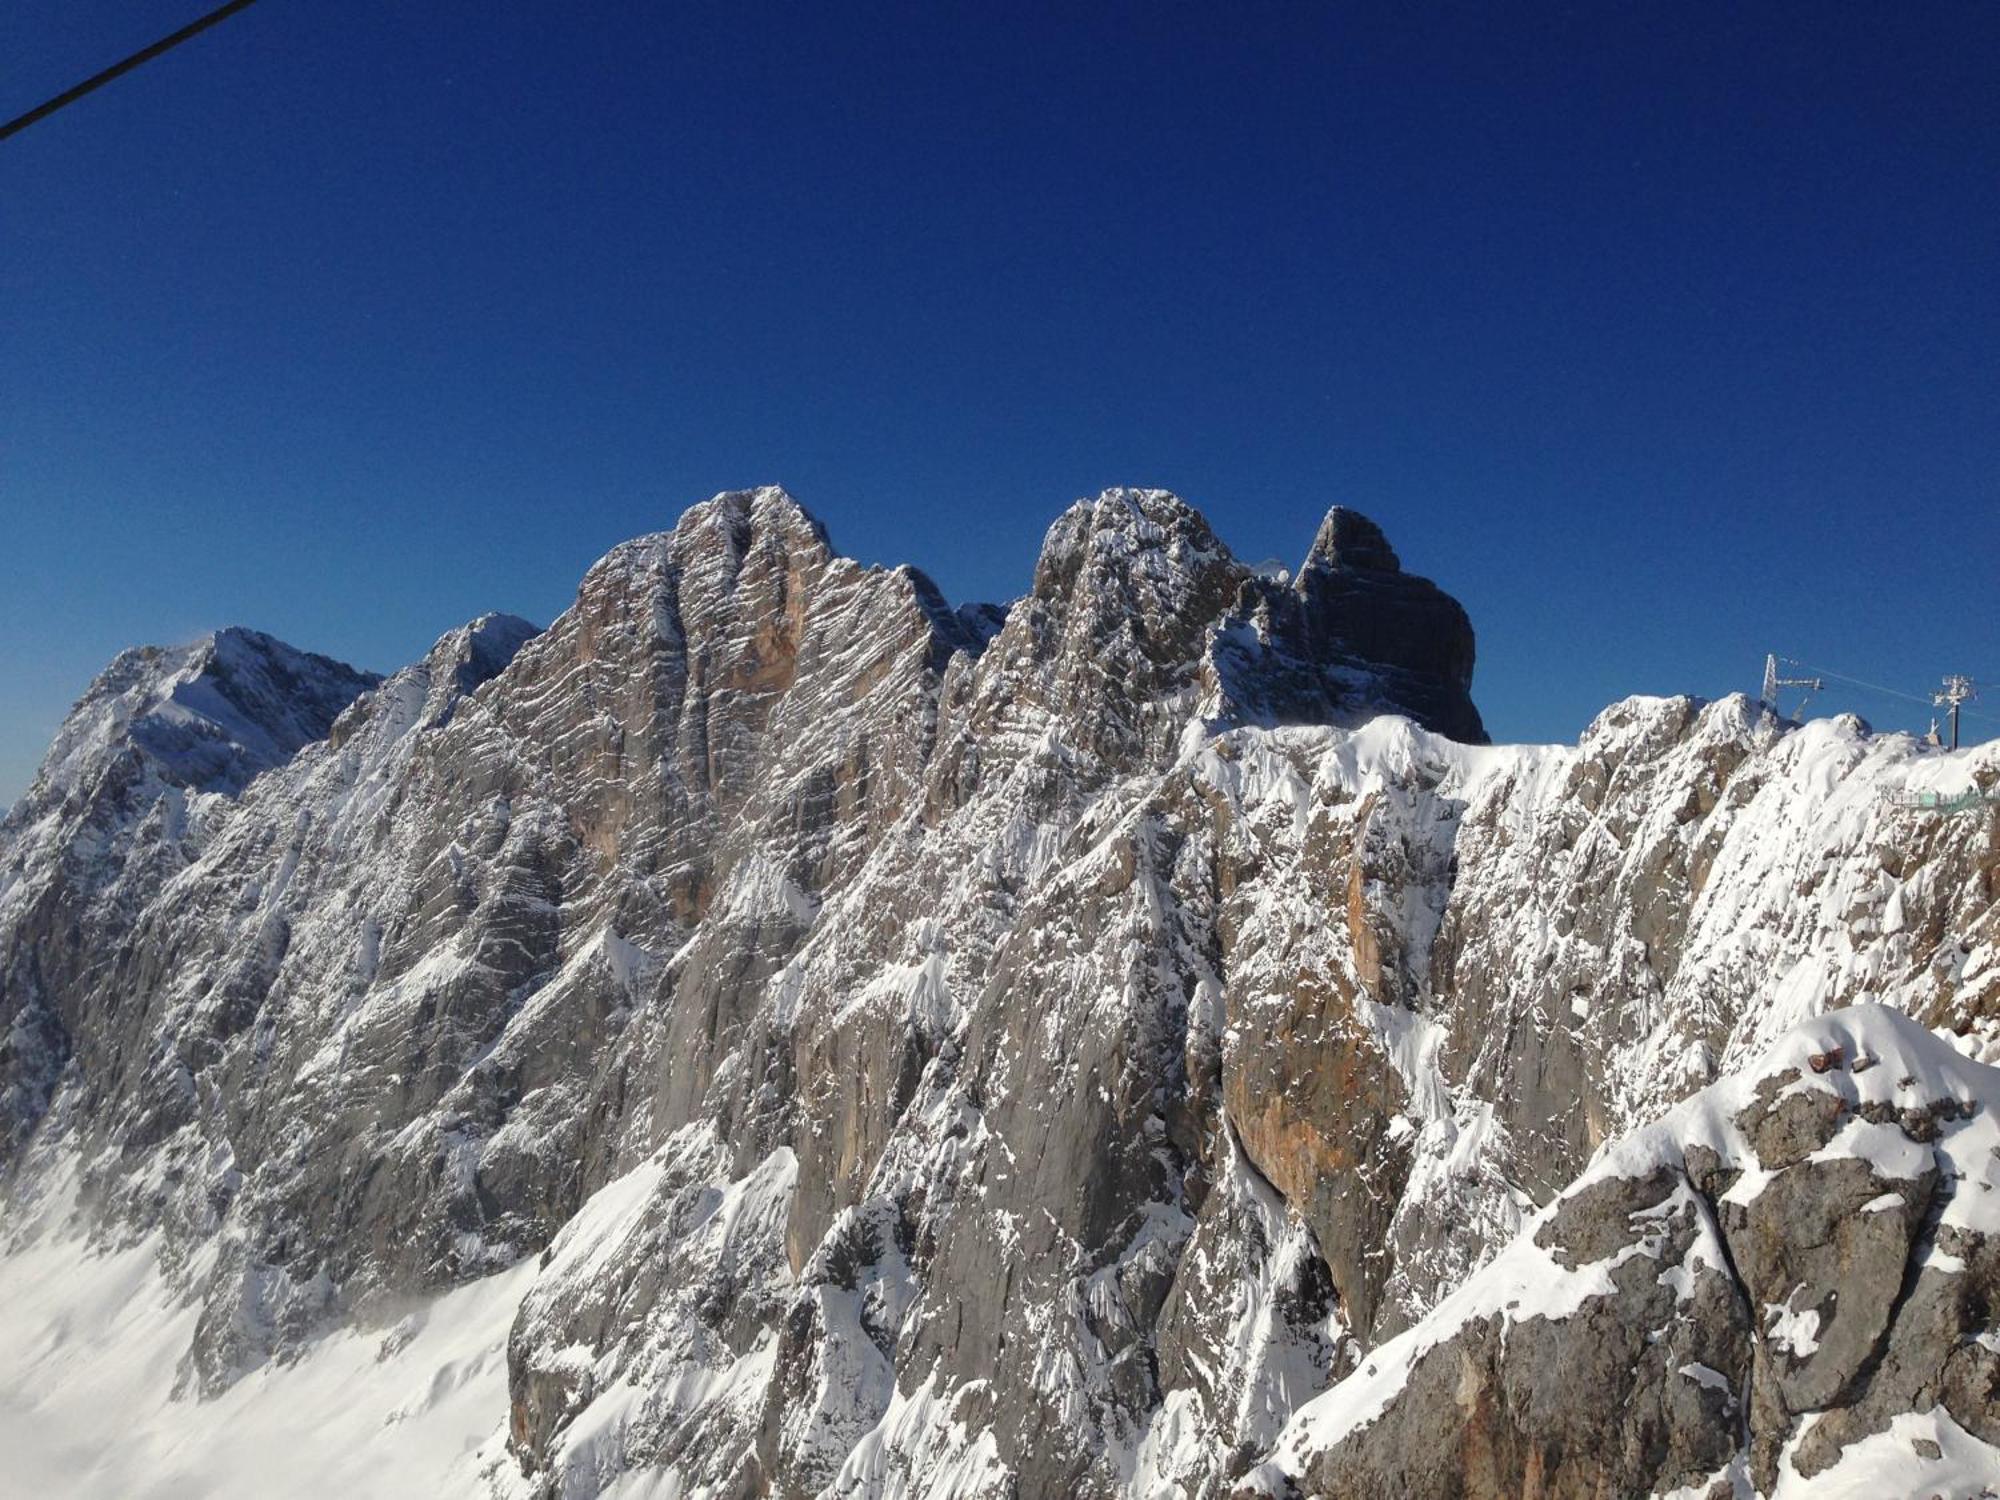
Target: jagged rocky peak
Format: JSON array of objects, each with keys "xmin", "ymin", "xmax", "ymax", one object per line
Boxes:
[
  {"xmin": 10, "ymin": 626, "xmax": 380, "ymax": 820},
  {"xmin": 559, "ymin": 483, "xmax": 997, "ymax": 672},
  {"xmin": 969, "ymin": 486, "xmax": 1492, "ymax": 757},
  {"xmin": 556, "ymin": 483, "xmax": 992, "ymax": 691},
  {"xmin": 1189, "ymin": 500, "xmax": 1487, "ymax": 742},
  {"xmin": 682, "ymin": 481, "xmax": 834, "ymax": 556},
  {"xmin": 951, "ymin": 487, "xmax": 1251, "ymax": 769},
  {"xmin": 327, "ymin": 612, "xmax": 542, "ymax": 749},
  {"xmin": 1031, "ymin": 486, "xmax": 1240, "ymax": 604},
  {"xmin": 1285, "ymin": 504, "xmax": 1482, "ymax": 742},
  {"xmin": 413, "ymin": 610, "xmax": 541, "ymax": 720},
  {"xmin": 588, "ymin": 494, "xmax": 1013, "ymax": 747},
  {"xmin": 1302, "ymin": 505, "xmax": 1402, "ymax": 574},
  {"xmin": 579, "ymin": 485, "xmax": 831, "ymax": 597}
]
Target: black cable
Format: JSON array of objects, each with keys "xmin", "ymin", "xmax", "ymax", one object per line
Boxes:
[
  {"xmin": 1780, "ymin": 656, "xmax": 2000, "ymax": 727},
  {"xmin": 1, "ymin": 0, "xmax": 261, "ymax": 144},
  {"xmin": 1783, "ymin": 660, "xmax": 1935, "ymax": 708}
]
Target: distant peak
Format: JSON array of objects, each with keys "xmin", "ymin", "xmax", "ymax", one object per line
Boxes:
[
  {"xmin": 188, "ymin": 625, "xmax": 378, "ymax": 682},
  {"xmin": 463, "ymin": 611, "xmax": 541, "ymax": 649},
  {"xmin": 205, "ymin": 624, "xmax": 273, "ymax": 651},
  {"xmin": 365, "ymin": 612, "xmax": 541, "ymax": 735},
  {"xmin": 22, "ymin": 627, "xmax": 381, "ymax": 807},
  {"xmin": 1302, "ymin": 507, "xmax": 1401, "ymax": 576},
  {"xmin": 424, "ymin": 612, "xmax": 540, "ymax": 677}
]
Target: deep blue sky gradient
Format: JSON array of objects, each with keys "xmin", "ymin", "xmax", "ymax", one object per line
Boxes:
[{"xmin": 4, "ymin": 1, "xmax": 1997, "ymax": 804}]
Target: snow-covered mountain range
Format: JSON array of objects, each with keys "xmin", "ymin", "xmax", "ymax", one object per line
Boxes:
[{"xmin": 1, "ymin": 488, "xmax": 1994, "ymax": 1499}]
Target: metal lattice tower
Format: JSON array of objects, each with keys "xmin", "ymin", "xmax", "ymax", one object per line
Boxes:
[
  {"xmin": 1934, "ymin": 675, "xmax": 1976, "ymax": 750},
  {"xmin": 1761, "ymin": 654, "xmax": 1824, "ymax": 719}
]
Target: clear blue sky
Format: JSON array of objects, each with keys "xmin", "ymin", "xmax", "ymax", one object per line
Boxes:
[{"xmin": 3, "ymin": 1, "xmax": 1997, "ymax": 804}]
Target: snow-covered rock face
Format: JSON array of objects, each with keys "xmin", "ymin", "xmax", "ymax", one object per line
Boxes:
[
  {"xmin": 1249, "ymin": 1006, "xmax": 2000, "ymax": 1500},
  {"xmin": 0, "ymin": 485, "xmax": 1995, "ymax": 1500},
  {"xmin": 0, "ymin": 627, "xmax": 383, "ymax": 1158},
  {"xmin": 10, "ymin": 626, "xmax": 382, "ymax": 810}
]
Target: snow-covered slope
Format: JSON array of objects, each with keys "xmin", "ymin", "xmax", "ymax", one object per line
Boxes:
[
  {"xmin": 0, "ymin": 487, "xmax": 1994, "ymax": 1499},
  {"xmin": 0, "ymin": 1151, "xmax": 530, "ymax": 1500}
]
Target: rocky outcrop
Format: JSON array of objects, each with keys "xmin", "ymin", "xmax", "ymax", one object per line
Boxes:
[
  {"xmin": 1206, "ymin": 507, "xmax": 1484, "ymax": 744},
  {"xmin": 1248, "ymin": 1006, "xmax": 2000, "ymax": 1500}
]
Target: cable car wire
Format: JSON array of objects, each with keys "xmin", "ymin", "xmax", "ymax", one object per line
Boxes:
[{"xmin": 1, "ymin": 0, "xmax": 260, "ymax": 144}]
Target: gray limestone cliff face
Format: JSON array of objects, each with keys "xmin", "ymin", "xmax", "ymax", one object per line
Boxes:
[
  {"xmin": 500, "ymin": 488, "xmax": 1494, "ymax": 1498},
  {"xmin": 1248, "ymin": 1007, "xmax": 2000, "ymax": 1500},
  {"xmin": 0, "ymin": 486, "xmax": 1995, "ymax": 1500}
]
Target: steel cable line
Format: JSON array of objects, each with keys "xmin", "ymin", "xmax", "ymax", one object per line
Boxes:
[
  {"xmin": 1778, "ymin": 656, "xmax": 2000, "ymax": 728},
  {"xmin": 1778, "ymin": 659, "xmax": 1934, "ymax": 707},
  {"xmin": 1, "ymin": 0, "xmax": 260, "ymax": 144}
]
